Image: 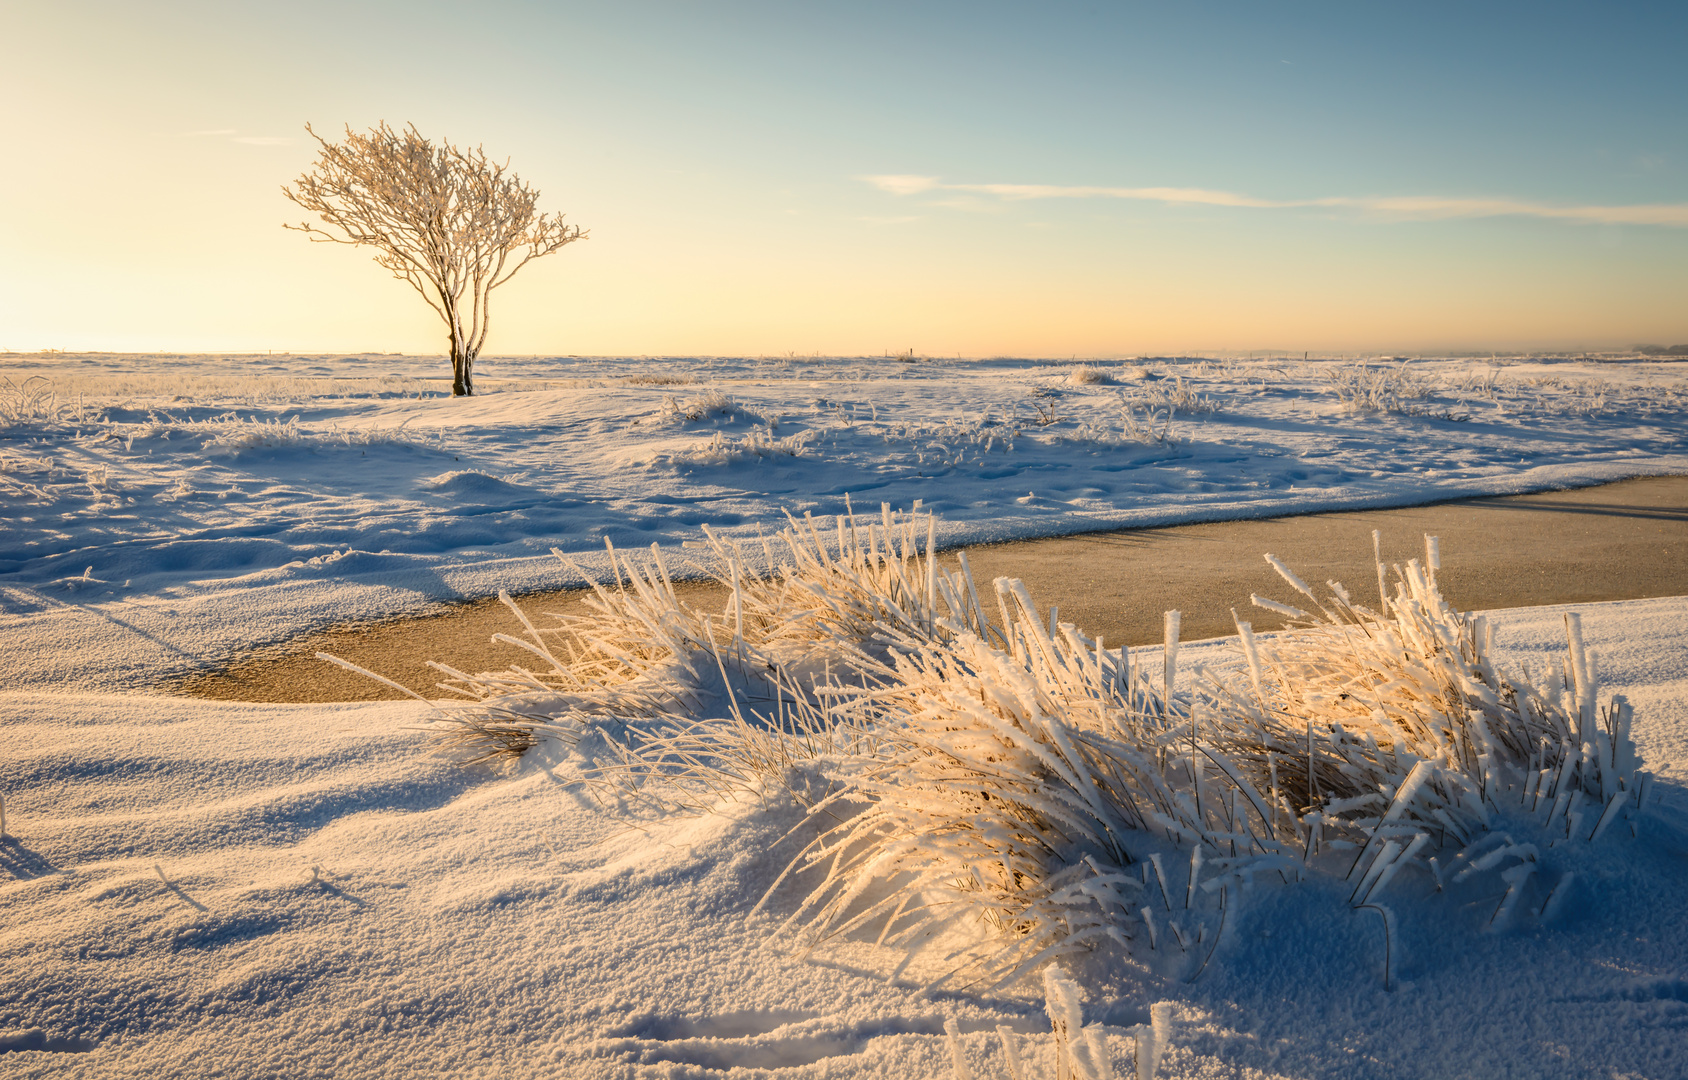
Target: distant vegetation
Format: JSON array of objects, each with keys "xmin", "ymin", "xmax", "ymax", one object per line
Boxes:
[{"xmin": 1634, "ymin": 344, "xmax": 1688, "ymax": 356}]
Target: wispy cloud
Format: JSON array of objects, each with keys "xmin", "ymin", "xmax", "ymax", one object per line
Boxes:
[
  {"xmin": 184, "ymin": 129, "xmax": 239, "ymax": 137},
  {"xmin": 860, "ymin": 175, "xmax": 1688, "ymax": 227}
]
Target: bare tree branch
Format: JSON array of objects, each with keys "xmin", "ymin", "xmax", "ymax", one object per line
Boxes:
[{"xmin": 282, "ymin": 121, "xmax": 586, "ymax": 395}]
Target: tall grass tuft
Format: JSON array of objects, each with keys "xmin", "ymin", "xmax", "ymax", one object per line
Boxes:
[
  {"xmin": 1326, "ymin": 361, "xmax": 1434, "ymax": 414},
  {"xmin": 1201, "ymin": 536, "xmax": 1645, "ymax": 868},
  {"xmin": 0, "ymin": 376, "xmax": 70, "ymax": 428}
]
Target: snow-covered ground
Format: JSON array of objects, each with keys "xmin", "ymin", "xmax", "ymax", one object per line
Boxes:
[
  {"xmin": 3, "ymin": 351, "xmax": 1687, "ymax": 688},
  {"xmin": 2, "ymin": 352, "xmax": 1686, "ymax": 1078},
  {"xmin": 1, "ymin": 597, "xmax": 1684, "ymax": 1079}
]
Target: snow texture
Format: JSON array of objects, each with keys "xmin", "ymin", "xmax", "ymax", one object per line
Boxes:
[
  {"xmin": 0, "ymin": 597, "xmax": 1683, "ymax": 1078},
  {"xmin": 1, "ymin": 353, "xmax": 1685, "ymax": 1077}
]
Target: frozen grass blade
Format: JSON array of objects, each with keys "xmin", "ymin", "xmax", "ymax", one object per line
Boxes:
[{"xmin": 1355, "ymin": 902, "xmax": 1395, "ymax": 989}]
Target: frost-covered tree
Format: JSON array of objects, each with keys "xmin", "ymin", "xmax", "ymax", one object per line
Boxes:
[{"xmin": 283, "ymin": 122, "xmax": 586, "ymax": 396}]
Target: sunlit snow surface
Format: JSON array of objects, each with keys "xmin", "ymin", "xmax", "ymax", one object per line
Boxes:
[
  {"xmin": 2, "ymin": 353, "xmax": 1687, "ymax": 1077},
  {"xmin": 3, "ymin": 351, "xmax": 1687, "ymax": 688},
  {"xmin": 0, "ymin": 599, "xmax": 1684, "ymax": 1079}
]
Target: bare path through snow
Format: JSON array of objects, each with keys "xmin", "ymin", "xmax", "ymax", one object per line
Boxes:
[{"xmin": 172, "ymin": 474, "xmax": 1687, "ymax": 702}]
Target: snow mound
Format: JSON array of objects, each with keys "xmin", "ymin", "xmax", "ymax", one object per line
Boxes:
[{"xmin": 420, "ymin": 470, "xmax": 530, "ymax": 497}]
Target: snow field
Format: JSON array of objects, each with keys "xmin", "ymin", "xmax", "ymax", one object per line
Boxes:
[
  {"xmin": 5, "ymin": 351, "xmax": 1687, "ymax": 598},
  {"xmin": 1, "ymin": 587, "xmax": 1683, "ymax": 1078},
  {"xmin": 5, "ymin": 352, "xmax": 1687, "ymax": 694}
]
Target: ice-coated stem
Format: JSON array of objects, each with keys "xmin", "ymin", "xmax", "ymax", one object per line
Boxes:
[
  {"xmin": 1150, "ymin": 1002, "xmax": 1174, "ymax": 1076},
  {"xmin": 1588, "ymin": 791, "xmax": 1626, "ymax": 842},
  {"xmin": 1149, "ymin": 853, "xmax": 1172, "ymax": 911},
  {"xmin": 943, "ymin": 1018, "xmax": 976, "ymax": 1080},
  {"xmin": 1372, "ymin": 528, "xmax": 1388, "ymax": 611},
  {"xmin": 1540, "ymin": 872, "xmax": 1575, "ymax": 921},
  {"xmin": 996, "ymin": 1026, "xmax": 1026, "ymax": 1080},
  {"xmin": 1163, "ymin": 609, "xmax": 1181, "ymax": 709},
  {"xmin": 1356, "ymin": 903, "xmax": 1396, "ymax": 990}
]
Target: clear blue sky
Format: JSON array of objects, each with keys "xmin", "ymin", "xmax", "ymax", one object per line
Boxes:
[{"xmin": 4, "ymin": 1, "xmax": 1685, "ymax": 355}]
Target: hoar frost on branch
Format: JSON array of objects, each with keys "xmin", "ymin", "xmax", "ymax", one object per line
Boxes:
[{"xmin": 283, "ymin": 122, "xmax": 585, "ymax": 396}]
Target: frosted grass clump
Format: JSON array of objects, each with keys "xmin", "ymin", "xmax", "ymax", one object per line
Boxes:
[
  {"xmin": 623, "ymin": 373, "xmax": 693, "ymax": 386},
  {"xmin": 115, "ymin": 412, "xmax": 443, "ymax": 456},
  {"xmin": 766, "ymin": 576, "xmax": 1204, "ymax": 990},
  {"xmin": 1130, "ymin": 375, "xmax": 1215, "ymax": 416},
  {"xmin": 381, "ymin": 502, "xmax": 968, "ymax": 784},
  {"xmin": 1200, "ymin": 532, "xmax": 1651, "ymax": 935},
  {"xmin": 1119, "ymin": 405, "xmax": 1177, "ymax": 446},
  {"xmin": 1066, "ymin": 365, "xmax": 1114, "ymax": 386},
  {"xmin": 364, "ymin": 509, "xmax": 1661, "ymax": 991},
  {"xmin": 1326, "ymin": 360, "xmax": 1435, "ymax": 414},
  {"xmin": 1052, "ymin": 407, "xmax": 1176, "ymax": 448},
  {"xmin": 0, "ymin": 376, "xmax": 72, "ymax": 429},
  {"xmin": 660, "ymin": 429, "xmax": 817, "ymax": 466}
]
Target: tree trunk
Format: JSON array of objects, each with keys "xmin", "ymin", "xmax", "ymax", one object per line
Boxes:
[{"xmin": 451, "ymin": 342, "xmax": 475, "ymax": 396}]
